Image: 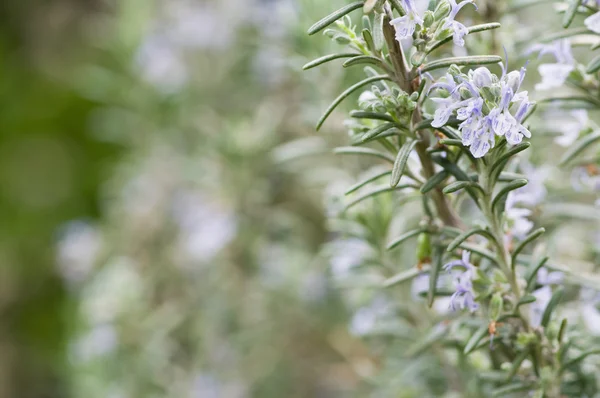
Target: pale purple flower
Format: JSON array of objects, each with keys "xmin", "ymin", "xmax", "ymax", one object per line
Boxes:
[
  {"xmin": 490, "ymin": 66, "xmax": 532, "ymax": 145},
  {"xmin": 431, "ymin": 97, "xmax": 459, "ymax": 127},
  {"xmin": 444, "ymin": 251, "xmax": 479, "ymax": 312},
  {"xmin": 511, "ymin": 161, "xmax": 548, "ymax": 207},
  {"xmin": 443, "ymin": 0, "xmax": 477, "ymax": 47},
  {"xmin": 506, "ymin": 192, "xmax": 534, "ymax": 239},
  {"xmin": 580, "ymin": 288, "xmax": 600, "ymax": 335},
  {"xmin": 456, "ymin": 97, "xmax": 483, "ymax": 121},
  {"xmin": 469, "ymin": 115, "xmax": 495, "ymax": 158},
  {"xmin": 390, "ymin": 0, "xmax": 424, "ymax": 41},
  {"xmin": 549, "ymin": 109, "xmax": 589, "ymax": 147},
  {"xmin": 585, "ymin": 12, "xmax": 600, "ymax": 34},
  {"xmin": 536, "ymin": 267, "xmax": 563, "ymax": 286},
  {"xmin": 428, "ymin": 73, "xmax": 460, "ymax": 98},
  {"xmin": 530, "ymin": 285, "xmax": 552, "ymax": 328},
  {"xmin": 531, "ymin": 39, "xmax": 575, "ymax": 90}
]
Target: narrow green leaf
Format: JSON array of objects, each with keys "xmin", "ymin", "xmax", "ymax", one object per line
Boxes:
[
  {"xmin": 526, "ymin": 256, "xmax": 549, "ymax": 291},
  {"xmin": 540, "ymin": 27, "xmax": 591, "ymax": 43},
  {"xmin": 458, "ymin": 243, "xmax": 497, "ymax": 263},
  {"xmin": 373, "ymin": 12, "xmax": 385, "ymax": 50},
  {"xmin": 317, "ymin": 75, "xmax": 392, "ymax": 130},
  {"xmin": 388, "ymin": 0, "xmax": 406, "ymax": 14},
  {"xmin": 438, "ymin": 138, "xmax": 463, "ymax": 147},
  {"xmin": 541, "ymin": 96, "xmax": 600, "ymax": 109},
  {"xmin": 563, "ymin": 0, "xmax": 582, "ymax": 28},
  {"xmin": 420, "ymin": 170, "xmax": 449, "ymax": 193},
  {"xmin": 387, "ymin": 228, "xmax": 425, "ymax": 250},
  {"xmin": 463, "ymin": 325, "xmax": 488, "ymax": 355},
  {"xmin": 497, "ymin": 172, "xmax": 526, "ymax": 181},
  {"xmin": 426, "ymin": 23, "xmax": 501, "ymax": 57},
  {"xmin": 303, "ymin": 53, "xmax": 358, "ymax": 70},
  {"xmin": 559, "ymin": 131, "xmax": 600, "ymax": 166},
  {"xmin": 587, "ymin": 53, "xmax": 600, "ymax": 74},
  {"xmin": 447, "ymin": 227, "xmax": 496, "ymax": 252},
  {"xmin": 343, "ymin": 55, "xmax": 385, "ymax": 68},
  {"xmin": 492, "ymin": 383, "xmax": 534, "ymax": 397},
  {"xmin": 307, "ymin": 1, "xmax": 364, "ymax": 35},
  {"xmin": 355, "ymin": 128, "xmax": 400, "ymax": 145},
  {"xmin": 362, "ymin": 29, "xmax": 376, "ymax": 52},
  {"xmin": 442, "ymin": 180, "xmax": 483, "ymax": 195},
  {"xmin": 491, "ymin": 179, "xmax": 528, "ymax": 212},
  {"xmin": 428, "ymin": 247, "xmax": 444, "ymax": 307},
  {"xmin": 413, "ymin": 117, "xmax": 461, "ymax": 131},
  {"xmin": 419, "ymin": 55, "xmax": 502, "ymax": 74},
  {"xmin": 391, "ymin": 139, "xmax": 419, "ymax": 187},
  {"xmin": 490, "ymin": 142, "xmax": 531, "ymax": 174},
  {"xmin": 541, "ymin": 288, "xmax": 564, "ymax": 328},
  {"xmin": 438, "ymin": 126, "xmax": 461, "ymax": 140},
  {"xmin": 383, "ymin": 265, "xmax": 430, "ymax": 288},
  {"xmin": 333, "ymin": 146, "xmax": 395, "ymax": 163},
  {"xmin": 505, "ymin": 349, "xmax": 531, "ymax": 381},
  {"xmin": 361, "ymin": 122, "xmax": 396, "ymax": 142},
  {"xmin": 479, "ymin": 371, "xmax": 511, "ymax": 382},
  {"xmin": 558, "ymin": 339, "xmax": 572, "ymax": 364},
  {"xmin": 511, "ymin": 228, "xmax": 545, "ymax": 264},
  {"xmin": 345, "ymin": 184, "xmax": 416, "ymax": 210},
  {"xmin": 350, "ymin": 110, "xmax": 396, "ymax": 123},
  {"xmin": 558, "ymin": 318, "xmax": 568, "ymax": 343},
  {"xmin": 560, "ymin": 348, "xmax": 600, "ymax": 372},
  {"xmin": 345, "ymin": 170, "xmax": 392, "ymax": 195},
  {"xmin": 517, "ymin": 295, "xmax": 537, "ymax": 307}
]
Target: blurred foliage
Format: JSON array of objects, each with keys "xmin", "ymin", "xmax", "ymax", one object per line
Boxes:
[{"xmin": 0, "ymin": 0, "xmax": 380, "ymax": 397}]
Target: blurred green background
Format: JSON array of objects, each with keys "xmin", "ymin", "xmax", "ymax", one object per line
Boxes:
[{"xmin": 0, "ymin": 0, "xmax": 377, "ymax": 397}]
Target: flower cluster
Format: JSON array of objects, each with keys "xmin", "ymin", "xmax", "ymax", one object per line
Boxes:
[
  {"xmin": 391, "ymin": 0, "xmax": 476, "ymax": 46},
  {"xmin": 429, "ymin": 64, "xmax": 534, "ymax": 158}
]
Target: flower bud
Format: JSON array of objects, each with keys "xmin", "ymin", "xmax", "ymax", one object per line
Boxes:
[
  {"xmin": 434, "ymin": 0, "xmax": 451, "ymax": 21},
  {"xmin": 423, "ymin": 11, "xmax": 435, "ymax": 28},
  {"xmin": 416, "ymin": 233, "xmax": 432, "ymax": 264},
  {"xmin": 458, "ymin": 86, "xmax": 473, "ymax": 99},
  {"xmin": 447, "ymin": 64, "xmax": 462, "ymax": 77},
  {"xmin": 470, "ymin": 67, "xmax": 494, "ymax": 88},
  {"xmin": 490, "ymin": 293, "xmax": 503, "ymax": 321},
  {"xmin": 480, "ymin": 86, "xmax": 499, "ymax": 103}
]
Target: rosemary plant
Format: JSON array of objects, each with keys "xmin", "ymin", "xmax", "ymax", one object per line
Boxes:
[{"xmin": 304, "ymin": 0, "xmax": 600, "ymax": 396}]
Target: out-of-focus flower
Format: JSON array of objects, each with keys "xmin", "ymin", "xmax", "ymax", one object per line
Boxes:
[
  {"xmin": 57, "ymin": 220, "xmax": 102, "ymax": 286},
  {"xmin": 72, "ymin": 324, "xmax": 118, "ymax": 362},
  {"xmin": 536, "ymin": 267, "xmax": 563, "ymax": 286},
  {"xmin": 531, "ymin": 39, "xmax": 574, "ymax": 90},
  {"xmin": 580, "ymin": 288, "xmax": 600, "ymax": 335},
  {"xmin": 544, "ymin": 108, "xmax": 589, "ymax": 147},
  {"xmin": 136, "ymin": 35, "xmax": 188, "ymax": 93},
  {"xmin": 444, "ymin": 251, "xmax": 479, "ymax": 312},
  {"xmin": 350, "ymin": 296, "xmax": 393, "ymax": 336},
  {"xmin": 511, "ymin": 161, "xmax": 548, "ymax": 207},
  {"xmin": 172, "ymin": 191, "xmax": 237, "ymax": 264},
  {"xmin": 530, "ymin": 285, "xmax": 552, "ymax": 328},
  {"xmin": 506, "ymin": 192, "xmax": 534, "ymax": 239},
  {"xmin": 585, "ymin": 12, "xmax": 600, "ymax": 33}
]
